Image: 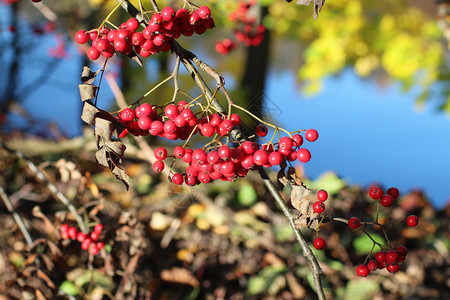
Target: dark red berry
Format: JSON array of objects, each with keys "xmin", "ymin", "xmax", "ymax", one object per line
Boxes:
[
  {"xmin": 171, "ymin": 173, "xmax": 183, "ymax": 185},
  {"xmin": 312, "ymin": 201, "xmax": 325, "ymax": 214},
  {"xmin": 367, "ymin": 260, "xmax": 379, "ymax": 271},
  {"xmin": 74, "ymin": 30, "xmax": 89, "ymax": 44},
  {"xmin": 255, "ymin": 124, "xmax": 268, "ymax": 137},
  {"xmin": 406, "ymin": 215, "xmax": 418, "ymax": 227},
  {"xmin": 313, "ymin": 237, "xmax": 326, "ymax": 250},
  {"xmin": 386, "ymin": 263, "xmax": 399, "ymax": 273},
  {"xmin": 386, "ymin": 187, "xmax": 400, "ymax": 199},
  {"xmin": 348, "ymin": 217, "xmax": 361, "ymax": 229},
  {"xmin": 356, "ymin": 264, "xmax": 370, "ymax": 277},
  {"xmin": 380, "ymin": 194, "xmax": 394, "ymax": 207},
  {"xmin": 368, "ymin": 186, "xmax": 383, "ymax": 200},
  {"xmin": 385, "ymin": 250, "xmax": 399, "ymax": 263},
  {"xmin": 154, "ymin": 147, "xmax": 168, "ymax": 160},
  {"xmin": 375, "ymin": 251, "xmax": 386, "ymax": 263},
  {"xmin": 395, "ymin": 245, "xmax": 408, "ymax": 257}
]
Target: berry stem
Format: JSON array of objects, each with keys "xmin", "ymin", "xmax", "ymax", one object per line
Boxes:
[
  {"xmin": 99, "ymin": 0, "xmax": 126, "ymax": 30},
  {"xmin": 360, "ymin": 228, "xmax": 385, "ymax": 249},
  {"xmin": 171, "ymin": 56, "xmax": 181, "ymax": 103}
]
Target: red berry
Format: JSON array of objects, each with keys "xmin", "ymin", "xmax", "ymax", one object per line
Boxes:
[
  {"xmin": 68, "ymin": 227, "xmax": 78, "ymax": 240},
  {"xmin": 74, "ymin": 30, "xmax": 89, "ymax": 44},
  {"xmin": 197, "ymin": 6, "xmax": 211, "ymax": 19},
  {"xmin": 154, "ymin": 147, "xmax": 168, "ymax": 160},
  {"xmin": 90, "ymin": 231, "xmax": 100, "ymax": 241},
  {"xmin": 313, "ymin": 237, "xmax": 326, "ymax": 250},
  {"xmin": 60, "ymin": 231, "xmax": 70, "ymax": 240},
  {"xmin": 76, "ymin": 232, "xmax": 86, "ymax": 242},
  {"xmin": 126, "ymin": 18, "xmax": 139, "ymax": 32},
  {"xmin": 120, "ymin": 108, "xmax": 135, "ymax": 122},
  {"xmin": 94, "ymin": 223, "xmax": 103, "ymax": 234},
  {"xmin": 406, "ymin": 215, "xmax": 418, "ymax": 227},
  {"xmin": 368, "ymin": 186, "xmax": 383, "ymax": 200},
  {"xmin": 81, "ymin": 238, "xmax": 92, "ymax": 250},
  {"xmin": 153, "ymin": 160, "xmax": 165, "ymax": 173},
  {"xmin": 253, "ymin": 150, "xmax": 269, "ymax": 166},
  {"xmin": 305, "ymin": 129, "xmax": 319, "ymax": 142},
  {"xmin": 255, "ymin": 124, "xmax": 268, "ymax": 137},
  {"xmin": 230, "ymin": 114, "xmax": 241, "ymax": 126},
  {"xmin": 356, "ymin": 264, "xmax": 370, "ymax": 277},
  {"xmin": 87, "ymin": 46, "xmax": 100, "ymax": 60},
  {"xmin": 268, "ymin": 152, "xmax": 283, "ymax": 166},
  {"xmin": 138, "ymin": 116, "xmax": 152, "ymax": 130},
  {"xmin": 386, "ymin": 187, "xmax": 400, "ymax": 199},
  {"xmin": 367, "ymin": 260, "xmax": 379, "ymax": 271},
  {"xmin": 89, "ymin": 244, "xmax": 99, "ymax": 255},
  {"xmin": 200, "ymin": 123, "xmax": 215, "ymax": 137},
  {"xmin": 375, "ymin": 251, "xmax": 386, "ymax": 263},
  {"xmin": 164, "ymin": 104, "xmax": 179, "ymax": 120},
  {"xmin": 161, "ymin": 7, "xmax": 175, "ymax": 21},
  {"xmin": 292, "ymin": 134, "xmax": 303, "ymax": 147},
  {"xmin": 278, "ymin": 136, "xmax": 293, "ymax": 150},
  {"xmin": 316, "ymin": 189, "xmax": 328, "ymax": 202},
  {"xmin": 171, "ymin": 173, "xmax": 183, "ymax": 185},
  {"xmin": 385, "ymin": 250, "xmax": 399, "ymax": 263},
  {"xmin": 348, "ymin": 217, "xmax": 361, "ymax": 229},
  {"xmin": 386, "ymin": 263, "xmax": 399, "ymax": 273},
  {"xmin": 173, "ymin": 146, "xmax": 185, "ymax": 158},
  {"xmin": 312, "ymin": 201, "xmax": 325, "ymax": 214},
  {"xmin": 380, "ymin": 194, "xmax": 394, "ymax": 207},
  {"xmin": 60, "ymin": 224, "xmax": 69, "ymax": 233},
  {"xmin": 297, "ymin": 148, "xmax": 311, "ymax": 163},
  {"xmin": 96, "ymin": 241, "xmax": 105, "ymax": 250},
  {"xmin": 395, "ymin": 245, "xmax": 408, "ymax": 257}
]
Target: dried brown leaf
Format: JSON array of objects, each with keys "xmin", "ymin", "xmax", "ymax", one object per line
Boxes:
[
  {"xmin": 81, "ymin": 66, "xmax": 100, "ymax": 84},
  {"xmin": 35, "ymin": 289, "xmax": 46, "ymax": 300},
  {"xmin": 32, "ymin": 206, "xmax": 55, "ymax": 236},
  {"xmin": 81, "ymin": 101, "xmax": 100, "ymax": 125},
  {"xmin": 79, "ymin": 84, "xmax": 97, "ymax": 101},
  {"xmin": 95, "ymin": 147, "xmax": 109, "ymax": 167},
  {"xmin": 111, "ymin": 163, "xmax": 130, "ymax": 190},
  {"xmin": 22, "ymin": 254, "xmax": 39, "ymax": 267},
  {"xmin": 36, "ymin": 269, "xmax": 56, "ymax": 289},
  {"xmin": 95, "ymin": 118, "xmax": 113, "ymax": 140},
  {"xmin": 160, "ymin": 267, "xmax": 199, "ymax": 287},
  {"xmin": 105, "ymin": 140, "xmax": 126, "ymax": 157}
]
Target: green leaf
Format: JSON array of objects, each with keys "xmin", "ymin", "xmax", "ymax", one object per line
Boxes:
[
  {"xmin": 353, "ymin": 233, "xmax": 384, "ymax": 255},
  {"xmin": 248, "ymin": 266, "xmax": 287, "ymax": 295},
  {"xmin": 302, "ymin": 172, "xmax": 346, "ymax": 195},
  {"xmin": 59, "ymin": 280, "xmax": 80, "ymax": 296},
  {"xmin": 237, "ymin": 183, "xmax": 257, "ymax": 206}
]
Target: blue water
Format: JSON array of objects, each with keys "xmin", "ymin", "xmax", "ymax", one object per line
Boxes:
[{"xmin": 266, "ymin": 70, "xmax": 450, "ymax": 208}]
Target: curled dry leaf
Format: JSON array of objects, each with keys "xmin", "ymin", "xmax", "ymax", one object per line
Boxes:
[
  {"xmin": 79, "ymin": 84, "xmax": 97, "ymax": 101},
  {"xmin": 160, "ymin": 267, "xmax": 200, "ymax": 287}
]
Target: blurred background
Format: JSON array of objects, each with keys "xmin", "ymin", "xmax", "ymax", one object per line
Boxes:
[{"xmin": 1, "ymin": 0, "xmax": 449, "ymax": 208}]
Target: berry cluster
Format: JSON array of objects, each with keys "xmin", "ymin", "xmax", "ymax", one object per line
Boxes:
[
  {"xmin": 356, "ymin": 245, "xmax": 409, "ymax": 277},
  {"xmin": 368, "ymin": 185, "xmax": 400, "ymax": 207},
  {"xmin": 216, "ymin": 0, "xmax": 266, "ymax": 55},
  {"xmin": 312, "ymin": 188, "xmax": 328, "ymax": 214},
  {"xmin": 114, "ymin": 102, "xmax": 318, "ymax": 186},
  {"xmin": 60, "ymin": 223, "xmax": 105, "ymax": 255},
  {"xmin": 74, "ymin": 6, "xmax": 214, "ymax": 61},
  {"xmin": 215, "ymin": 38, "xmax": 237, "ymax": 55}
]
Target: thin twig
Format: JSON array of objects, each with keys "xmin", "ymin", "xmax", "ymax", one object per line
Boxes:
[
  {"xmin": 0, "ymin": 186, "xmax": 34, "ymax": 247},
  {"xmin": 0, "ymin": 138, "xmax": 87, "ymax": 233}
]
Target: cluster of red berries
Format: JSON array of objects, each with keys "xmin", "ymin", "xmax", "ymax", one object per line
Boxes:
[
  {"xmin": 368, "ymin": 185, "xmax": 400, "ymax": 207},
  {"xmin": 74, "ymin": 6, "xmax": 214, "ymax": 61},
  {"xmin": 215, "ymin": 38, "xmax": 237, "ymax": 55},
  {"xmin": 356, "ymin": 245, "xmax": 409, "ymax": 277},
  {"xmin": 60, "ymin": 223, "xmax": 105, "ymax": 255},
  {"xmin": 114, "ymin": 102, "xmax": 318, "ymax": 186},
  {"xmin": 312, "ymin": 189, "xmax": 328, "ymax": 214},
  {"xmin": 216, "ymin": 0, "xmax": 266, "ymax": 55}
]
